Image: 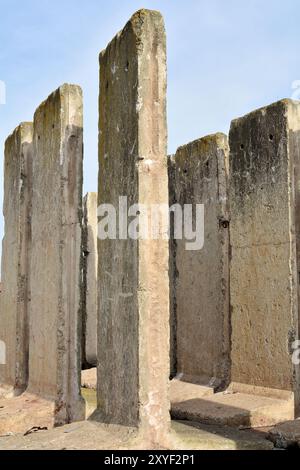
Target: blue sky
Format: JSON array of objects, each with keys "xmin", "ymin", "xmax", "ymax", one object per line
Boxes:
[{"xmin": 0, "ymin": 0, "xmax": 300, "ymax": 247}]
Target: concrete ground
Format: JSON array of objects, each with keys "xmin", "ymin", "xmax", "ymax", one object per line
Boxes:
[
  {"xmin": 0, "ymin": 370, "xmax": 298, "ymax": 450},
  {"xmin": 0, "ymin": 420, "xmax": 274, "ymax": 450},
  {"xmin": 0, "ymin": 393, "xmax": 54, "ymax": 435},
  {"xmin": 268, "ymin": 419, "xmax": 300, "ymax": 448}
]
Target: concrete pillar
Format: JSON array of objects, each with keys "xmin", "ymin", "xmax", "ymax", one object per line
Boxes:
[
  {"xmin": 0, "ymin": 123, "xmax": 33, "ymax": 397},
  {"xmin": 169, "ymin": 134, "xmax": 230, "ymax": 391},
  {"xmin": 168, "ymin": 156, "xmax": 177, "ymax": 380},
  {"xmin": 97, "ymin": 9, "xmax": 170, "ymax": 441},
  {"xmin": 229, "ymin": 99, "xmax": 300, "ymax": 415},
  {"xmin": 28, "ymin": 84, "xmax": 85, "ymax": 425},
  {"xmin": 82, "ymin": 192, "xmax": 98, "ymax": 367}
]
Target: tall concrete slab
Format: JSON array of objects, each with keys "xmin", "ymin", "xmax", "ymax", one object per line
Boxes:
[
  {"xmin": 0, "ymin": 123, "xmax": 33, "ymax": 397},
  {"xmin": 168, "ymin": 155, "xmax": 177, "ymax": 380},
  {"xmin": 97, "ymin": 9, "xmax": 170, "ymax": 441},
  {"xmin": 28, "ymin": 84, "xmax": 85, "ymax": 425},
  {"xmin": 169, "ymin": 134, "xmax": 230, "ymax": 390},
  {"xmin": 229, "ymin": 99, "xmax": 300, "ymax": 414},
  {"xmin": 82, "ymin": 192, "xmax": 98, "ymax": 367}
]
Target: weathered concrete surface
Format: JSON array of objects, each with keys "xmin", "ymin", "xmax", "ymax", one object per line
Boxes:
[
  {"xmin": 268, "ymin": 419, "xmax": 300, "ymax": 448},
  {"xmin": 0, "ymin": 123, "xmax": 33, "ymax": 397},
  {"xmin": 28, "ymin": 84, "xmax": 85, "ymax": 425},
  {"xmin": 168, "ymin": 155, "xmax": 177, "ymax": 379},
  {"xmin": 172, "ymin": 421, "xmax": 273, "ymax": 450},
  {"xmin": 170, "ymin": 379, "xmax": 214, "ymax": 411},
  {"xmin": 0, "ymin": 393, "xmax": 54, "ymax": 435},
  {"xmin": 97, "ymin": 9, "xmax": 170, "ymax": 444},
  {"xmin": 82, "ymin": 192, "xmax": 98, "ymax": 367},
  {"xmin": 229, "ymin": 100, "xmax": 300, "ymax": 414},
  {"xmin": 169, "ymin": 134, "xmax": 230, "ymax": 388},
  {"xmin": 0, "ymin": 420, "xmax": 274, "ymax": 450},
  {"xmin": 171, "ymin": 391, "xmax": 294, "ymax": 428}
]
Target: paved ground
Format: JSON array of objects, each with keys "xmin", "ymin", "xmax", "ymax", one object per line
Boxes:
[
  {"xmin": 0, "ymin": 420, "xmax": 274, "ymax": 450},
  {"xmin": 1, "ymin": 370, "xmax": 297, "ymax": 450},
  {"xmin": 268, "ymin": 419, "xmax": 300, "ymax": 448}
]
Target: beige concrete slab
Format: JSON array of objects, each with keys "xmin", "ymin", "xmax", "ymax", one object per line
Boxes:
[
  {"xmin": 97, "ymin": 9, "xmax": 170, "ymax": 444},
  {"xmin": 82, "ymin": 193, "xmax": 98, "ymax": 367},
  {"xmin": 229, "ymin": 100, "xmax": 300, "ymax": 413},
  {"xmin": 0, "ymin": 123, "xmax": 33, "ymax": 397},
  {"xmin": 171, "ymin": 391, "xmax": 294, "ymax": 428},
  {"xmin": 170, "ymin": 379, "xmax": 214, "ymax": 405},
  {"xmin": 29, "ymin": 84, "xmax": 85, "ymax": 425},
  {"xmin": 169, "ymin": 134, "xmax": 230, "ymax": 388}
]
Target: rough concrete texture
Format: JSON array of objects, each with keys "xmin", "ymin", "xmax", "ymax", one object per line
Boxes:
[
  {"xmin": 171, "ymin": 391, "xmax": 294, "ymax": 428},
  {"xmin": 97, "ymin": 9, "xmax": 170, "ymax": 443},
  {"xmin": 168, "ymin": 134, "xmax": 230, "ymax": 388},
  {"xmin": 0, "ymin": 123, "xmax": 33, "ymax": 397},
  {"xmin": 0, "ymin": 420, "xmax": 274, "ymax": 450},
  {"xmin": 171, "ymin": 421, "xmax": 273, "ymax": 450},
  {"xmin": 268, "ymin": 419, "xmax": 300, "ymax": 448},
  {"xmin": 28, "ymin": 84, "xmax": 85, "ymax": 425},
  {"xmin": 229, "ymin": 100, "xmax": 300, "ymax": 414},
  {"xmin": 170, "ymin": 379, "xmax": 214, "ymax": 407},
  {"xmin": 0, "ymin": 393, "xmax": 54, "ymax": 435},
  {"xmin": 82, "ymin": 193, "xmax": 98, "ymax": 367}
]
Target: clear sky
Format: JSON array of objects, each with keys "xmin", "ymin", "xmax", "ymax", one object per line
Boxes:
[{"xmin": 0, "ymin": 0, "xmax": 300, "ymax": 250}]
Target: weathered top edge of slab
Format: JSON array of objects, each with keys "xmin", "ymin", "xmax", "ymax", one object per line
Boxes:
[
  {"xmin": 230, "ymin": 98, "xmax": 300, "ymax": 129},
  {"xmin": 5, "ymin": 121, "xmax": 33, "ymax": 149},
  {"xmin": 99, "ymin": 9, "xmax": 165, "ymax": 61},
  {"xmin": 175, "ymin": 132, "xmax": 228, "ymax": 155},
  {"xmin": 33, "ymin": 83, "xmax": 82, "ymax": 120}
]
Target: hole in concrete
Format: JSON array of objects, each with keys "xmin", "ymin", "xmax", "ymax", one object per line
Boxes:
[
  {"xmin": 125, "ymin": 61, "xmax": 129, "ymax": 72},
  {"xmin": 269, "ymin": 134, "xmax": 274, "ymax": 141},
  {"xmin": 106, "ymin": 81, "xmax": 109, "ymax": 90},
  {"xmin": 52, "ymin": 124, "xmax": 55, "ymax": 129},
  {"xmin": 219, "ymin": 220, "xmax": 229, "ymax": 229},
  {"xmin": 183, "ymin": 169, "xmax": 188, "ymax": 174},
  {"xmin": 240, "ymin": 144, "xmax": 244, "ymax": 150}
]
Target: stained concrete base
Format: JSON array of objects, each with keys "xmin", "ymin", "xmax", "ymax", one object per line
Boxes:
[
  {"xmin": 0, "ymin": 420, "xmax": 274, "ymax": 450},
  {"xmin": 171, "ymin": 391, "xmax": 294, "ymax": 428},
  {"xmin": 268, "ymin": 419, "xmax": 300, "ymax": 449},
  {"xmin": 0, "ymin": 393, "xmax": 54, "ymax": 435}
]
